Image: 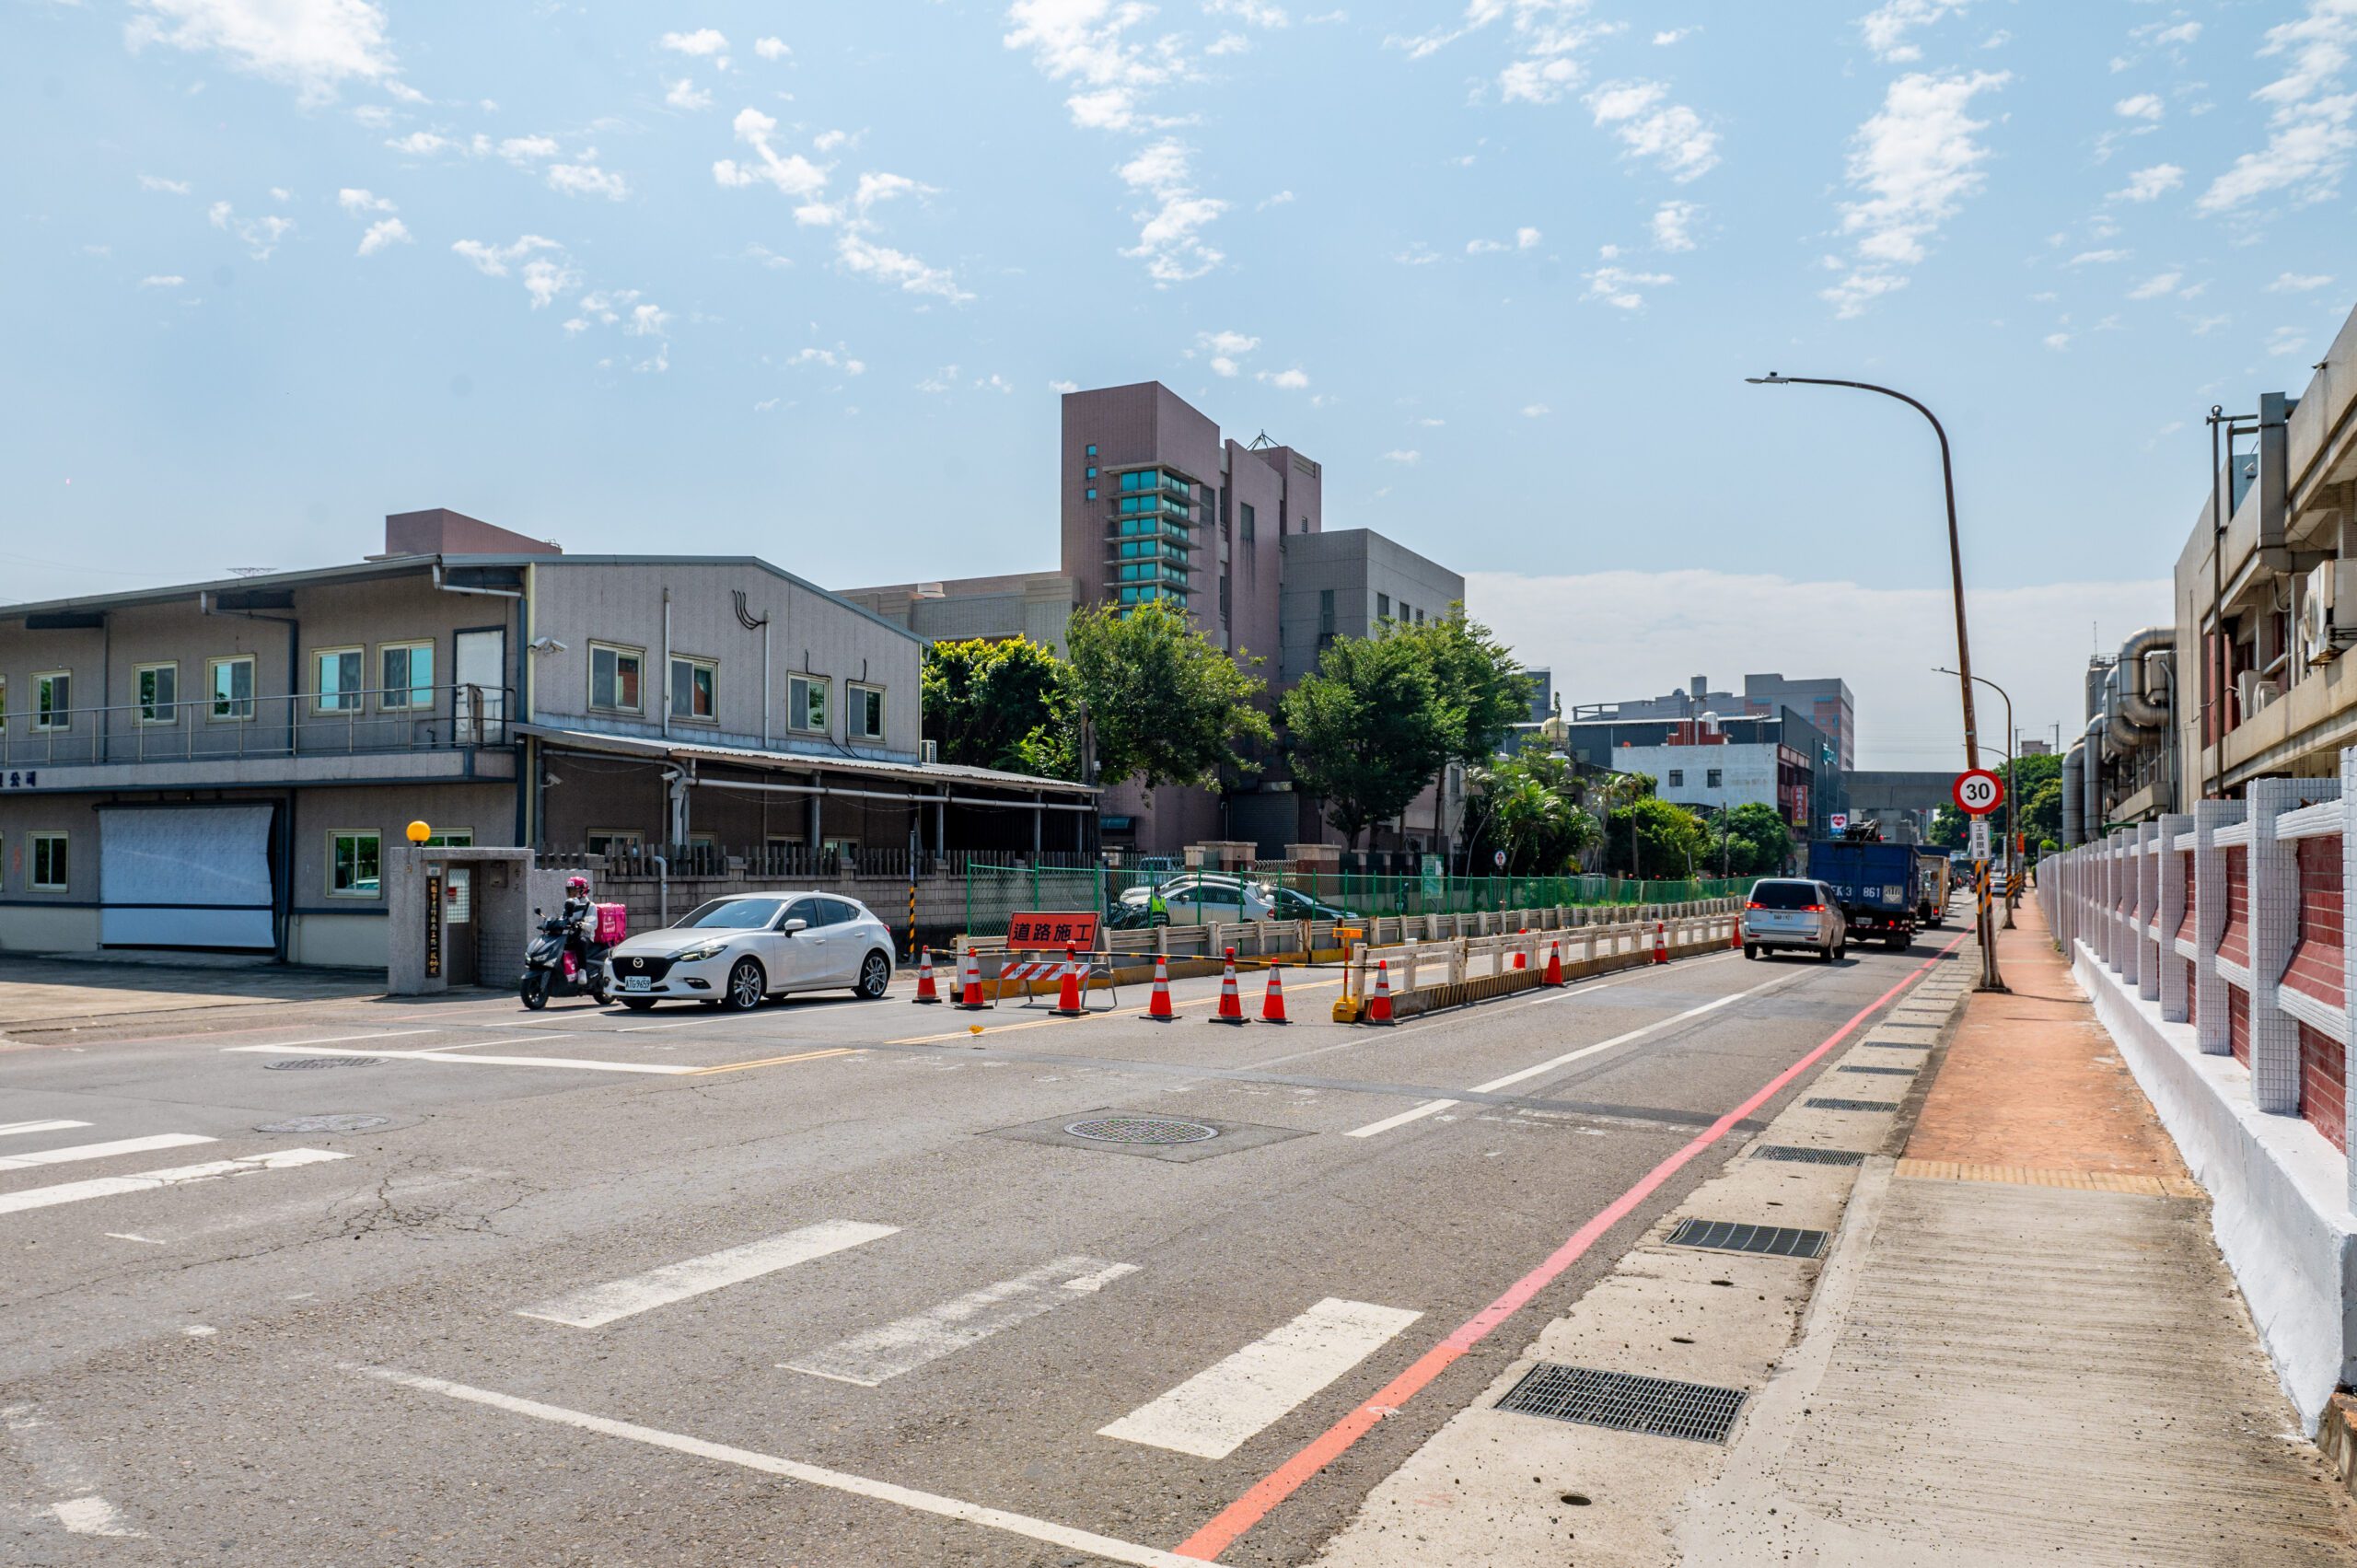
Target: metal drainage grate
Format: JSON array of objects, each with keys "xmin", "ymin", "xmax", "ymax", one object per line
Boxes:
[
  {"xmin": 255, "ymin": 1113, "xmax": 392, "ymax": 1134},
  {"xmin": 1805, "ymin": 1097, "xmax": 1900, "ymax": 1111},
  {"xmin": 1864, "ymin": 1040, "xmax": 1926, "ymax": 1050},
  {"xmin": 1493, "ymin": 1363, "xmax": 1747, "ymax": 1445},
  {"xmin": 1751, "ymin": 1144, "xmax": 1866, "ymax": 1167},
  {"xmin": 1062, "ymin": 1116, "xmax": 1220, "ymax": 1146},
  {"xmin": 261, "ymin": 1057, "xmax": 381, "ymax": 1071},
  {"xmin": 1667, "ymin": 1218, "xmax": 1829, "ymax": 1259},
  {"xmin": 1839, "ymin": 1064, "xmax": 1916, "ymax": 1075}
]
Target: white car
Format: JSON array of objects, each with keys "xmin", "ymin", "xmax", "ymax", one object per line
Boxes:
[
  {"xmin": 1740, "ymin": 877, "xmax": 1848, "ymax": 962},
  {"xmin": 606, "ymin": 892, "xmax": 896, "ymax": 1011},
  {"xmin": 1115, "ymin": 872, "xmax": 1278, "ymax": 925}
]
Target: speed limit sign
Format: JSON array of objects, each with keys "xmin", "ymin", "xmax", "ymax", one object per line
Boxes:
[{"xmin": 1954, "ymin": 768, "xmax": 2004, "ymax": 816}]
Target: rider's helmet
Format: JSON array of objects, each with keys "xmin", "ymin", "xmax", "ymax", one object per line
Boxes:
[{"xmin": 566, "ymin": 875, "xmax": 591, "ymax": 894}]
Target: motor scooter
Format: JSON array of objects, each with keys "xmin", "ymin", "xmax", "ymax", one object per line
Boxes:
[{"xmin": 520, "ymin": 908, "xmax": 610, "ymax": 1009}]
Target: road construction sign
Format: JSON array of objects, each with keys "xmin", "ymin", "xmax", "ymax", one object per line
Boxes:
[{"xmin": 1007, "ymin": 912, "xmax": 1099, "ymax": 951}]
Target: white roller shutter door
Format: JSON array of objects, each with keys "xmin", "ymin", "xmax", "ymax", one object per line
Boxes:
[{"xmin": 99, "ymin": 805, "xmax": 277, "ymax": 950}]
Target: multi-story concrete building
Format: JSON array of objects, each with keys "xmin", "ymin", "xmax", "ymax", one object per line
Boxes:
[
  {"xmin": 1274, "ymin": 529, "xmax": 1466, "ymax": 684},
  {"xmin": 1574, "ymin": 673, "xmax": 1857, "ymax": 772},
  {"xmin": 1537, "ymin": 709, "xmax": 1848, "ymax": 842},
  {"xmin": 836, "ymin": 572, "xmax": 1077, "ymax": 656},
  {"xmin": 0, "ymin": 509, "xmax": 1089, "ymax": 969}
]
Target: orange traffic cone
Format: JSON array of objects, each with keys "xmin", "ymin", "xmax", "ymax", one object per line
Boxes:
[
  {"xmin": 1543, "ymin": 941, "xmax": 1564, "ymax": 986},
  {"xmin": 1143, "ymin": 953, "xmax": 1176, "ymax": 1021},
  {"xmin": 911, "ymin": 947, "xmax": 940, "ymax": 1004},
  {"xmin": 1653, "ymin": 921, "xmax": 1669, "ymax": 965},
  {"xmin": 1051, "ymin": 946, "xmax": 1086, "ymax": 1017},
  {"xmin": 1211, "ymin": 948, "xmax": 1245, "ymax": 1025},
  {"xmin": 1260, "ymin": 964, "xmax": 1290, "ymax": 1025},
  {"xmin": 954, "ymin": 949, "xmax": 988, "ymax": 1010},
  {"xmin": 1513, "ymin": 929, "xmax": 1528, "ymax": 970},
  {"xmin": 1366, "ymin": 959, "xmax": 1394, "ymax": 1025}
]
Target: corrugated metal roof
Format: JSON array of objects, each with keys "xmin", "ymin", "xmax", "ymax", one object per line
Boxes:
[{"xmin": 517, "ymin": 724, "xmax": 1095, "ymax": 795}]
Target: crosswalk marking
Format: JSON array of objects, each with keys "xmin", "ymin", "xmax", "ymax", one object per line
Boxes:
[
  {"xmin": 0, "ymin": 1134, "xmax": 215, "ymax": 1172},
  {"xmin": 516, "ymin": 1221, "xmax": 900, "ymax": 1329},
  {"xmin": 1097, "ymin": 1297, "xmax": 1422, "ymax": 1459},
  {"xmin": 0, "ymin": 1121, "xmax": 91, "ymax": 1140},
  {"xmin": 0, "ymin": 1149, "xmax": 347, "ymax": 1217},
  {"xmin": 783, "ymin": 1255, "xmax": 1140, "ymax": 1387}
]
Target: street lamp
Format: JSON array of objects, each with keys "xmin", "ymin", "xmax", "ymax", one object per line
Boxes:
[
  {"xmin": 1937, "ymin": 668, "xmax": 2015, "ymax": 929},
  {"xmin": 1748, "ymin": 372, "xmax": 2005, "ymax": 992}
]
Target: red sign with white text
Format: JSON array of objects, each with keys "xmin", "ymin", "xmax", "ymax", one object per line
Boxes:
[{"xmin": 1007, "ymin": 912, "xmax": 1100, "ymax": 952}]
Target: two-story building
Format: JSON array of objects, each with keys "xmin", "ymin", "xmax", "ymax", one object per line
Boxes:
[{"xmin": 0, "ymin": 509, "xmax": 1090, "ymax": 969}]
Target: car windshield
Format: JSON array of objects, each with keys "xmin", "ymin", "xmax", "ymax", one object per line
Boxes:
[
  {"xmin": 1748, "ymin": 881, "xmax": 1819, "ymax": 910},
  {"xmin": 674, "ymin": 897, "xmax": 789, "ymax": 929}
]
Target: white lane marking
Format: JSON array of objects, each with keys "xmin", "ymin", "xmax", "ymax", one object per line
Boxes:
[
  {"xmin": 1343, "ymin": 973, "xmax": 1794, "ymax": 1138},
  {"xmin": 783, "ymin": 1255, "xmax": 1139, "ymax": 1387},
  {"xmin": 0, "ymin": 1133, "xmax": 215, "ymax": 1171},
  {"xmin": 103, "ymin": 1233, "xmax": 168, "ymax": 1245},
  {"xmin": 0, "ymin": 1121, "xmax": 91, "ymax": 1140},
  {"xmin": 226, "ymin": 1030, "xmax": 437, "ymax": 1050},
  {"xmin": 353, "ymin": 1365, "xmax": 1203, "ymax": 1568},
  {"xmin": 3, "ymin": 1403, "xmax": 144, "ymax": 1539},
  {"xmin": 226, "ymin": 1043, "xmax": 695, "ymax": 1075},
  {"xmin": 0, "ymin": 1148, "xmax": 347, "ymax": 1217},
  {"xmin": 1097, "ymin": 1297, "xmax": 1422, "ymax": 1460},
  {"xmin": 52, "ymin": 1495, "xmax": 141, "ymax": 1537},
  {"xmin": 517, "ymin": 1221, "xmax": 899, "ymax": 1329}
]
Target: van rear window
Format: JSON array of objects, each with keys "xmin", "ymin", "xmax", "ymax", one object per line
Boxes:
[{"xmin": 1748, "ymin": 881, "xmax": 1817, "ymax": 910}]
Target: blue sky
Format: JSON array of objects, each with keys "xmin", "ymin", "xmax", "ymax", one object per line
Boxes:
[{"xmin": 9, "ymin": 1, "xmax": 2355, "ymax": 764}]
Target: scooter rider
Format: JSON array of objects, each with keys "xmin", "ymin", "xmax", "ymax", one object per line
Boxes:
[{"xmin": 561, "ymin": 874, "xmax": 598, "ymax": 970}]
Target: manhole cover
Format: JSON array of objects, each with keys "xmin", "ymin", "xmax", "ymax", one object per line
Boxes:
[
  {"xmin": 1751, "ymin": 1144, "xmax": 1866, "ymax": 1167},
  {"xmin": 254, "ymin": 1114, "xmax": 391, "ymax": 1134},
  {"xmin": 261, "ymin": 1056, "xmax": 382, "ymax": 1071},
  {"xmin": 1494, "ymin": 1363, "xmax": 1747, "ymax": 1445},
  {"xmin": 1667, "ymin": 1218, "xmax": 1829, "ymax": 1260},
  {"xmin": 1063, "ymin": 1116, "xmax": 1220, "ymax": 1145}
]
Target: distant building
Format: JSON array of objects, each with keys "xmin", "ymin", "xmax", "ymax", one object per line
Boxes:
[
  {"xmin": 2019, "ymin": 738, "xmax": 2052, "ymax": 757},
  {"xmin": 1571, "ymin": 673, "xmax": 1856, "ymax": 772},
  {"xmin": 836, "ymin": 571, "xmax": 1077, "ymax": 655},
  {"xmin": 1537, "ymin": 707, "xmax": 1848, "ymax": 841},
  {"xmin": 1276, "ymin": 529, "xmax": 1464, "ymax": 685},
  {"xmin": 1518, "ymin": 667, "xmax": 1554, "ymax": 724}
]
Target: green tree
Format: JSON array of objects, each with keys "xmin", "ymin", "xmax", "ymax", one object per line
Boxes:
[
  {"xmin": 1708, "ymin": 801, "xmax": 1794, "ymax": 877},
  {"xmin": 1468, "ymin": 751, "xmax": 1602, "ymax": 874},
  {"xmin": 1283, "ymin": 633, "xmax": 1452, "ymax": 846},
  {"xmin": 1604, "ymin": 795, "xmax": 1709, "ymax": 879},
  {"xmin": 920, "ymin": 636, "xmax": 1076, "ymax": 779},
  {"xmin": 1063, "ymin": 600, "xmax": 1274, "ymax": 788},
  {"xmin": 1386, "ymin": 609, "xmax": 1532, "ymax": 767}
]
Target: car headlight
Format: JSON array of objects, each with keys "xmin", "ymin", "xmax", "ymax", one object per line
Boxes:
[{"xmin": 670, "ymin": 942, "xmax": 732, "ymax": 962}]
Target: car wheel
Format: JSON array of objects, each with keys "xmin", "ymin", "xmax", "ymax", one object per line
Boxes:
[
  {"xmin": 723, "ymin": 957, "xmax": 766, "ymax": 1011},
  {"xmin": 855, "ymin": 950, "xmax": 891, "ymax": 1000},
  {"xmin": 1819, "ymin": 942, "xmax": 1837, "ymax": 963},
  {"xmin": 1743, "ymin": 943, "xmax": 1759, "ymax": 960},
  {"xmin": 621, "ymin": 997, "xmax": 657, "ymax": 1012}
]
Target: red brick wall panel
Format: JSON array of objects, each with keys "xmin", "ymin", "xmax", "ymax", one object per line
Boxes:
[
  {"xmin": 2299, "ymin": 1020, "xmax": 2347, "ymax": 1154},
  {"xmin": 2228, "ymin": 982, "xmax": 2250, "ymax": 1068},
  {"xmin": 2284, "ymin": 835, "xmax": 2346, "ymax": 1008},
  {"xmin": 2218, "ymin": 847, "xmax": 2251, "ymax": 968},
  {"xmin": 2175, "ymin": 854, "xmax": 2195, "ymax": 941}
]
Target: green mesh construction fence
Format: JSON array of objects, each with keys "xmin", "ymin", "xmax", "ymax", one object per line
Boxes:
[{"xmin": 961, "ymin": 865, "xmax": 1751, "ymax": 938}]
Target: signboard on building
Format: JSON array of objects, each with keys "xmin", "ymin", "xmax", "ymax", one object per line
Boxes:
[
  {"xmin": 1829, "ymin": 812, "xmax": 1849, "ymax": 834},
  {"xmin": 424, "ymin": 869, "xmax": 443, "ymax": 980}
]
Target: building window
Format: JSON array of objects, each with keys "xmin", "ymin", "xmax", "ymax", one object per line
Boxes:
[
  {"xmin": 1667, "ymin": 769, "xmax": 1684, "ymax": 787},
  {"xmin": 590, "ymin": 643, "xmax": 644, "ymax": 714},
  {"xmin": 313, "ymin": 647, "xmax": 364, "ymax": 714},
  {"xmin": 379, "ymin": 641, "xmax": 435, "ymax": 710},
  {"xmin": 327, "ymin": 830, "xmax": 381, "ymax": 899},
  {"xmin": 669, "ymin": 656, "xmax": 718, "ymax": 724},
  {"xmin": 209, "ymin": 656, "xmax": 255, "ymax": 721},
  {"xmin": 29, "ymin": 831, "xmax": 68, "ymax": 892},
  {"xmin": 586, "ymin": 829, "xmax": 644, "ymax": 857},
  {"xmin": 1085, "ymin": 487, "xmax": 1097, "ymax": 501},
  {"xmin": 848, "ymin": 683, "xmax": 885, "ymax": 741},
  {"xmin": 0, "ymin": 675, "xmax": 7, "ymax": 726},
  {"xmin": 1240, "ymin": 502, "xmax": 1256, "ymax": 542},
  {"xmin": 421, "ymin": 830, "xmax": 472, "ymax": 847},
  {"xmin": 1086, "ymin": 466, "xmax": 1097, "ymax": 480},
  {"xmin": 33, "ymin": 671, "xmax": 70, "ymax": 732},
  {"xmin": 1706, "ymin": 768, "xmax": 1723, "ymax": 789},
  {"xmin": 788, "ymin": 674, "xmax": 830, "ymax": 734},
  {"xmin": 1414, "ymin": 608, "xmax": 1425, "ymax": 624},
  {"xmin": 1085, "ymin": 444, "xmax": 1097, "ymax": 456},
  {"xmin": 1318, "ymin": 588, "xmax": 1335, "ymax": 635},
  {"xmin": 1376, "ymin": 593, "xmax": 1390, "ymax": 621},
  {"xmin": 135, "ymin": 662, "xmax": 178, "ymax": 725}
]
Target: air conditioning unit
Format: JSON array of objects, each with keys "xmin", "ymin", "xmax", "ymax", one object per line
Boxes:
[
  {"xmin": 2300, "ymin": 560, "xmax": 2357, "ymax": 666},
  {"xmin": 2238, "ymin": 670, "xmax": 2283, "ymax": 714},
  {"xmin": 920, "ymin": 738, "xmax": 939, "ymax": 764}
]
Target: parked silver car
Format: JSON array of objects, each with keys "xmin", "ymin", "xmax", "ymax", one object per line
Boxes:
[
  {"xmin": 606, "ymin": 892, "xmax": 896, "ymax": 1010},
  {"xmin": 1741, "ymin": 877, "xmax": 1847, "ymax": 962}
]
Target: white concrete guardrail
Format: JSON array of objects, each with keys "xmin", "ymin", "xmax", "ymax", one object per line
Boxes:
[{"xmin": 1334, "ymin": 903, "xmax": 1742, "ymax": 1022}]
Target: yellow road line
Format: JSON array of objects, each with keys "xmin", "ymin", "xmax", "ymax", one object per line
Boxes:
[{"xmin": 690, "ymin": 1047, "xmax": 864, "ymax": 1076}]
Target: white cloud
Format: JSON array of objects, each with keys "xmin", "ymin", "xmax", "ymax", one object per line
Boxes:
[
  {"xmin": 1206, "ymin": 31, "xmax": 1250, "ymax": 55},
  {"xmin": 1472, "ymin": 566, "xmax": 2169, "ymax": 769},
  {"xmin": 1384, "ymin": 449, "xmax": 1421, "ymax": 463},
  {"xmin": 2064, "ymin": 248, "xmax": 2131, "ymax": 265},
  {"xmin": 547, "ymin": 157, "xmax": 629, "ymax": 200},
  {"xmin": 2127, "ymin": 270, "xmax": 2183, "ymax": 299},
  {"xmin": 714, "ymin": 110, "xmax": 963, "ymax": 299},
  {"xmin": 1467, "ymin": 227, "xmax": 1541, "ymax": 253},
  {"xmin": 124, "ymin": 0, "xmax": 399, "ymax": 106},
  {"xmin": 659, "ymin": 28, "xmax": 729, "ymax": 58},
  {"xmin": 1858, "ymin": 0, "xmax": 1969, "ymax": 64},
  {"xmin": 356, "ymin": 215, "xmax": 411, "ymax": 255},
  {"xmin": 2043, "ymin": 331, "xmax": 2071, "ymax": 350},
  {"xmin": 1522, "ymin": 402, "xmax": 1550, "ymax": 417},
  {"xmin": 666, "ymin": 78, "xmax": 713, "ymax": 110},
  {"xmin": 2109, "ymin": 162, "xmax": 2184, "ymax": 202},
  {"xmin": 1390, "ymin": 0, "xmax": 1609, "ymax": 106},
  {"xmin": 337, "ymin": 187, "xmax": 394, "ymax": 214},
  {"xmin": 790, "ymin": 346, "xmax": 865, "ymax": 375},
  {"xmin": 2188, "ymin": 312, "xmax": 2232, "ymax": 334},
  {"xmin": 1393, "ymin": 242, "xmax": 1441, "ymax": 266},
  {"xmin": 1415, "ymin": 416, "xmax": 1446, "ymax": 427},
  {"xmin": 498, "ymin": 134, "xmax": 560, "ymax": 163},
  {"xmin": 754, "ymin": 36, "xmax": 789, "ymax": 61},
  {"xmin": 2269, "ymin": 271, "xmax": 2336, "ymax": 291},
  {"xmin": 1257, "ymin": 367, "xmax": 1309, "ymax": 389},
  {"xmin": 1257, "ymin": 189, "xmax": 1295, "ymax": 210},
  {"xmin": 385, "ymin": 130, "xmax": 459, "ymax": 157},
  {"xmin": 1118, "ymin": 139, "xmax": 1227, "ymax": 283},
  {"xmin": 138, "ymin": 174, "xmax": 192, "ymax": 194},
  {"xmin": 1583, "ymin": 263, "xmax": 1672, "ymax": 309},
  {"xmin": 205, "ymin": 200, "xmax": 295, "ymax": 259},
  {"xmin": 714, "ymin": 106, "xmax": 830, "ymax": 196},
  {"xmin": 1650, "ymin": 199, "xmax": 1700, "ymax": 251},
  {"xmin": 1820, "ymin": 69, "xmax": 2008, "ymax": 318},
  {"xmin": 2270, "ymin": 324, "xmax": 2312, "ymax": 355},
  {"xmin": 1004, "ymin": 0, "xmax": 1189, "ymax": 132},
  {"xmin": 1585, "ymin": 80, "xmax": 1718, "ymax": 181},
  {"xmin": 836, "ymin": 233, "xmax": 970, "ymax": 301},
  {"xmin": 139, "ymin": 274, "xmax": 185, "ymax": 287},
  {"xmin": 451, "ymin": 235, "xmax": 571, "ymax": 306},
  {"xmin": 1195, "ymin": 328, "xmax": 1260, "ymax": 375},
  {"xmin": 2114, "ymin": 93, "xmax": 2164, "ymax": 121},
  {"xmin": 2200, "ymin": 0, "xmax": 2357, "ymax": 215},
  {"xmin": 814, "ymin": 129, "xmax": 852, "ymax": 152},
  {"xmin": 1050, "ymin": 378, "xmax": 1080, "ymax": 393},
  {"xmin": 1654, "ymin": 28, "xmax": 1693, "ymax": 45},
  {"xmin": 1208, "ymin": 0, "xmax": 1289, "ymax": 24}
]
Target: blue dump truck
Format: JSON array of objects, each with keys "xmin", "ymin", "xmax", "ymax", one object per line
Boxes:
[
  {"xmin": 1913, "ymin": 845, "xmax": 1954, "ymax": 928},
  {"xmin": 1807, "ymin": 839, "xmax": 1920, "ymax": 949}
]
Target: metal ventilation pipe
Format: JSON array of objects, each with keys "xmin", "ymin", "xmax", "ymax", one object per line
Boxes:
[
  {"xmin": 2106, "ymin": 663, "xmax": 2154, "ymax": 753},
  {"xmin": 2084, "ymin": 715, "xmax": 2107, "ymax": 835},
  {"xmin": 2084, "ymin": 658, "xmax": 2112, "ymax": 723},
  {"xmin": 2116, "ymin": 626, "xmax": 2174, "ymax": 730},
  {"xmin": 2061, "ymin": 739, "xmax": 2086, "ymax": 845}
]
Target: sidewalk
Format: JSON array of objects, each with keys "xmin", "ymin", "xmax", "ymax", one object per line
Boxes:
[{"xmin": 1677, "ymin": 896, "xmax": 2357, "ymax": 1564}]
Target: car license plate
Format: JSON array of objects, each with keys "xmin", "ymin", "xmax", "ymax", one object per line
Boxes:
[{"xmin": 622, "ymin": 975, "xmax": 652, "ymax": 992}]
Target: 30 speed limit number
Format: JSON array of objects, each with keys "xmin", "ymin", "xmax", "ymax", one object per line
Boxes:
[{"xmin": 1953, "ymin": 768, "xmax": 2004, "ymax": 817}]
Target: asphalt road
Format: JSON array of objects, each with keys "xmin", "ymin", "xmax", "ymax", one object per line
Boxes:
[{"xmin": 0, "ymin": 937, "xmax": 1957, "ymax": 1565}]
